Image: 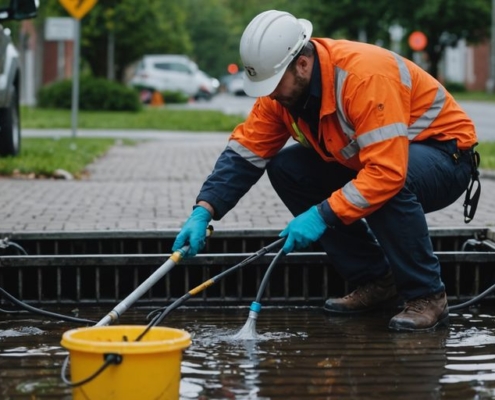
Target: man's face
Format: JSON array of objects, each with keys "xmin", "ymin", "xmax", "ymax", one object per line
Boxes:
[{"xmin": 269, "ymin": 67, "xmax": 310, "ymax": 109}]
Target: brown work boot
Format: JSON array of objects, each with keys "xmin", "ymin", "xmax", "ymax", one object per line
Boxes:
[
  {"xmin": 323, "ymin": 270, "xmax": 397, "ymax": 314},
  {"xmin": 388, "ymin": 291, "xmax": 449, "ymax": 332}
]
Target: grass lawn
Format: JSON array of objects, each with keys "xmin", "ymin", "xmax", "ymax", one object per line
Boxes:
[
  {"xmin": 477, "ymin": 142, "xmax": 495, "ymax": 170},
  {"xmin": 21, "ymin": 106, "xmax": 245, "ymax": 131},
  {"xmin": 0, "ymin": 138, "xmax": 133, "ymax": 178},
  {"xmin": 452, "ymin": 91, "xmax": 495, "ymax": 102}
]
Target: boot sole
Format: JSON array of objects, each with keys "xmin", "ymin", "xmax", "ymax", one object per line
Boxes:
[{"xmin": 388, "ymin": 313, "xmax": 449, "ymax": 332}]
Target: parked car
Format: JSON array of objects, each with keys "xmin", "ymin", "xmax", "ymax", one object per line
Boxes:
[
  {"xmin": 129, "ymin": 54, "xmax": 198, "ymax": 97},
  {"xmin": 224, "ymin": 72, "xmax": 246, "ymax": 96},
  {"xmin": 194, "ymin": 70, "xmax": 220, "ymax": 101},
  {"xmin": 0, "ymin": 0, "xmax": 37, "ymax": 157},
  {"xmin": 129, "ymin": 54, "xmax": 218, "ymax": 101}
]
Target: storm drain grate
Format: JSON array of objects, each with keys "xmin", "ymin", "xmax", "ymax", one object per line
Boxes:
[{"xmin": 0, "ymin": 228, "xmax": 494, "ymax": 306}]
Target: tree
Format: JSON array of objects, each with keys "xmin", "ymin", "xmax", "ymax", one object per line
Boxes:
[
  {"xmin": 182, "ymin": 0, "xmax": 238, "ymax": 78},
  {"xmin": 301, "ymin": 0, "xmax": 392, "ymax": 44},
  {"xmin": 301, "ymin": 0, "xmax": 492, "ymax": 79},
  {"xmin": 80, "ymin": 0, "xmax": 192, "ymax": 82},
  {"xmin": 36, "ymin": 0, "xmax": 491, "ymax": 84},
  {"xmin": 182, "ymin": 0, "xmax": 305, "ymax": 78},
  {"xmin": 390, "ymin": 0, "xmax": 492, "ymax": 78}
]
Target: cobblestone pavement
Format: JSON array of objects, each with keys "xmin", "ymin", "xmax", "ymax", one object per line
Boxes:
[{"xmin": 0, "ymin": 131, "xmax": 494, "ymax": 234}]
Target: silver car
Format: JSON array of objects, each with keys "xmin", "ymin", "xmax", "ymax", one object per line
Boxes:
[{"xmin": 0, "ymin": 0, "xmax": 37, "ymax": 157}]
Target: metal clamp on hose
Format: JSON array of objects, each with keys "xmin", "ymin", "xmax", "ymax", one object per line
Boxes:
[{"xmin": 463, "ymin": 149, "xmax": 481, "ymax": 223}]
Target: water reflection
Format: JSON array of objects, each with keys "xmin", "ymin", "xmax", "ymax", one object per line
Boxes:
[
  {"xmin": 442, "ymin": 312, "xmax": 495, "ymax": 390},
  {"xmin": 180, "ymin": 324, "xmax": 267, "ymax": 399},
  {"xmin": 174, "ymin": 308, "xmax": 451, "ymax": 399}
]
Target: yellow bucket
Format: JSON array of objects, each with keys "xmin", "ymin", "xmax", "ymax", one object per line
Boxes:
[{"xmin": 61, "ymin": 325, "xmax": 191, "ymax": 400}]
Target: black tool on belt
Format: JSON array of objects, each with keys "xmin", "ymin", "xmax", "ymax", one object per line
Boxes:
[{"xmin": 462, "ymin": 146, "xmax": 481, "ymax": 223}]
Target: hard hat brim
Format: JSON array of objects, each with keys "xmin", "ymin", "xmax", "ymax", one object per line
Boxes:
[
  {"xmin": 242, "ymin": 18, "xmax": 313, "ymax": 98},
  {"xmin": 242, "ymin": 68, "xmax": 287, "ymax": 98}
]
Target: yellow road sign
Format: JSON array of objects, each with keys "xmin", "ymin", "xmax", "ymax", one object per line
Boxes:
[{"xmin": 59, "ymin": 0, "xmax": 97, "ymax": 20}]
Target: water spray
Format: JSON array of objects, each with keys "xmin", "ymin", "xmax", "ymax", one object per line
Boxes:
[{"xmin": 233, "ymin": 246, "xmax": 286, "ymax": 340}]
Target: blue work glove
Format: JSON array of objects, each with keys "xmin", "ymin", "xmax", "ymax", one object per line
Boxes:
[
  {"xmin": 172, "ymin": 206, "xmax": 212, "ymax": 257},
  {"xmin": 279, "ymin": 206, "xmax": 328, "ymax": 254}
]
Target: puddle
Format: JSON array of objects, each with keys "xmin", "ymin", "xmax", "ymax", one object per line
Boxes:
[{"xmin": 0, "ymin": 306, "xmax": 494, "ymax": 399}]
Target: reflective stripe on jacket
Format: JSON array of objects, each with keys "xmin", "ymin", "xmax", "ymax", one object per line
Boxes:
[{"xmin": 227, "ymin": 38, "xmax": 477, "ymax": 225}]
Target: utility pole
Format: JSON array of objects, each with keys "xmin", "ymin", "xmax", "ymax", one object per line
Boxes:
[
  {"xmin": 107, "ymin": 30, "xmax": 115, "ymax": 81},
  {"xmin": 71, "ymin": 19, "xmax": 80, "ymax": 138}
]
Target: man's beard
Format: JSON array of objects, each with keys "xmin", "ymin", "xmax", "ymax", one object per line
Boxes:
[{"xmin": 275, "ymin": 73, "xmax": 310, "ymax": 109}]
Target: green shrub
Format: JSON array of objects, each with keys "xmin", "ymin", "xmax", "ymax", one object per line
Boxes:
[
  {"xmin": 161, "ymin": 90, "xmax": 189, "ymax": 104},
  {"xmin": 37, "ymin": 79, "xmax": 73, "ymax": 109},
  {"xmin": 37, "ymin": 77, "xmax": 142, "ymax": 111}
]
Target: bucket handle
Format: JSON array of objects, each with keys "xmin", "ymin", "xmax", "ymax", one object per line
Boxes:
[{"xmin": 61, "ymin": 353, "xmax": 123, "ymax": 387}]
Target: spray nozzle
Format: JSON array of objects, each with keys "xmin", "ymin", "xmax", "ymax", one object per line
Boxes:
[{"xmin": 250, "ymin": 302, "xmax": 262, "ymax": 313}]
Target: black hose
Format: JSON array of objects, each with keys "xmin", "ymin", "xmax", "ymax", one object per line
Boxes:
[
  {"xmin": 0, "ymin": 240, "xmax": 95, "ymax": 325},
  {"xmin": 232, "ymin": 247, "xmax": 286, "ymax": 340},
  {"xmin": 255, "ymin": 247, "xmax": 285, "ymax": 303},
  {"xmin": 249, "ymin": 243, "xmax": 495, "ymax": 313},
  {"xmin": 60, "ymin": 353, "xmax": 122, "ymax": 387},
  {"xmin": 0, "ymin": 307, "xmax": 28, "ymax": 315},
  {"xmin": 0, "ymin": 239, "xmax": 28, "ymax": 256},
  {"xmin": 449, "ymin": 283, "xmax": 495, "ymax": 311},
  {"xmin": 0, "ymin": 287, "xmax": 95, "ymax": 325}
]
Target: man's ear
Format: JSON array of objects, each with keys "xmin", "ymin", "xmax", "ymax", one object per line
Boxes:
[{"xmin": 297, "ymin": 55, "xmax": 312, "ymax": 76}]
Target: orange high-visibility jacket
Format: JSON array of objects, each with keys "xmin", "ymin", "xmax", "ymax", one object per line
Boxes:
[{"xmin": 228, "ymin": 38, "xmax": 477, "ymax": 225}]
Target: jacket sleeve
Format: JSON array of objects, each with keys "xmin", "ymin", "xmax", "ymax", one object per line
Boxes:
[
  {"xmin": 197, "ymin": 98, "xmax": 290, "ymax": 220},
  {"xmin": 196, "ymin": 145, "xmax": 265, "ymax": 220}
]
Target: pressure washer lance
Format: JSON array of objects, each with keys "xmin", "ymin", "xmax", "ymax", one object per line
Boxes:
[
  {"xmin": 233, "ymin": 246, "xmax": 286, "ymax": 340},
  {"xmin": 95, "ymin": 226, "xmax": 214, "ymax": 327}
]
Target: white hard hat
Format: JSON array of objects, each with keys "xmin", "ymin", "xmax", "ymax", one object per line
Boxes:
[{"xmin": 240, "ymin": 10, "xmax": 313, "ymax": 97}]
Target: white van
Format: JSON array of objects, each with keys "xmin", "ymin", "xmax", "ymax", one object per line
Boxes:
[{"xmin": 129, "ymin": 54, "xmax": 202, "ymax": 98}]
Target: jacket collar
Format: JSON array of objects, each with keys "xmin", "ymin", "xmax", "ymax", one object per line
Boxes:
[{"xmin": 312, "ymin": 39, "xmax": 337, "ymax": 116}]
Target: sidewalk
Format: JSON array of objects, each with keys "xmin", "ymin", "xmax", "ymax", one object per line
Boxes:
[{"xmin": 0, "ymin": 131, "xmax": 494, "ymax": 233}]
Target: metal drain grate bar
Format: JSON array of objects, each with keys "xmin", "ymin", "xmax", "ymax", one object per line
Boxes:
[
  {"xmin": 0, "ymin": 227, "xmax": 491, "ymax": 256},
  {"xmin": 1, "ymin": 251, "xmax": 494, "ymax": 306}
]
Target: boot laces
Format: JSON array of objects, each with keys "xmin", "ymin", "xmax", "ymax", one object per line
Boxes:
[
  {"xmin": 405, "ymin": 298, "xmax": 429, "ymax": 313},
  {"xmin": 345, "ymin": 281, "xmax": 374, "ymax": 300}
]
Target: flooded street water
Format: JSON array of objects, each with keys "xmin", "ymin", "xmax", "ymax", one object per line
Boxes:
[{"xmin": 1, "ymin": 305, "xmax": 495, "ymax": 399}]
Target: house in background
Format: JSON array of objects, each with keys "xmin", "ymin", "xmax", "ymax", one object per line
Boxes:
[
  {"xmin": 443, "ymin": 40, "xmax": 490, "ymax": 91},
  {"xmin": 19, "ymin": 18, "xmax": 74, "ymax": 106}
]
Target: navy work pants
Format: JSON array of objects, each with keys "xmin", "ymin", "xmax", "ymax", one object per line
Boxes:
[{"xmin": 266, "ymin": 140, "xmax": 472, "ymax": 300}]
